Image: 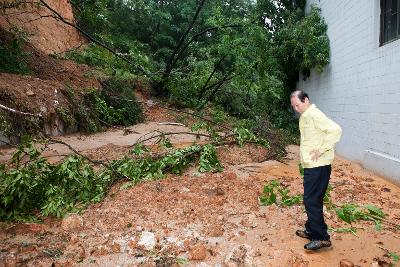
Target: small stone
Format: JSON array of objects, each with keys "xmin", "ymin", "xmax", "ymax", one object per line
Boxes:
[
  {"xmin": 40, "ymin": 106, "xmax": 47, "ymax": 113},
  {"xmin": 26, "ymin": 89, "xmax": 35, "ymax": 96},
  {"xmin": 339, "ymin": 259, "xmax": 354, "ymax": 267},
  {"xmin": 181, "ymin": 187, "xmax": 190, "ymax": 193},
  {"xmin": 146, "ymin": 100, "xmax": 154, "ymax": 107},
  {"xmin": 138, "ymin": 231, "xmax": 156, "ymax": 250},
  {"xmin": 189, "ymin": 244, "xmax": 207, "ymax": 260},
  {"xmin": 207, "ymin": 224, "xmax": 224, "ymax": 237},
  {"xmin": 111, "ymin": 242, "xmax": 121, "ymax": 253},
  {"xmin": 61, "ymin": 214, "xmax": 83, "ymax": 231}
]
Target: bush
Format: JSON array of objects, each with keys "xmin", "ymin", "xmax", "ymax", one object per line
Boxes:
[
  {"xmin": 61, "ymin": 87, "xmax": 102, "ymax": 133},
  {"xmin": 0, "ymin": 31, "xmax": 31, "ymax": 75},
  {"xmin": 58, "ymin": 79, "xmax": 143, "ymax": 133},
  {"xmin": 64, "ymin": 44, "xmax": 132, "ymax": 78},
  {"xmin": 99, "ymin": 76, "xmax": 144, "ymax": 126}
]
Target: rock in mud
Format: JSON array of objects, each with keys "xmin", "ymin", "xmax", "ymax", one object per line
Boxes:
[
  {"xmin": 138, "ymin": 231, "xmax": 156, "ymax": 250},
  {"xmin": 189, "ymin": 244, "xmax": 207, "ymax": 260},
  {"xmin": 110, "ymin": 242, "xmax": 121, "ymax": 253},
  {"xmin": 26, "ymin": 89, "xmax": 35, "ymax": 96}
]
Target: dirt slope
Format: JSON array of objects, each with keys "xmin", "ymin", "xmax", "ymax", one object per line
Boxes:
[
  {"xmin": 0, "ymin": 24, "xmax": 100, "ymax": 139},
  {"xmin": 0, "ymin": 0, "xmax": 102, "ymax": 140},
  {"xmin": 0, "ymin": 0, "xmax": 85, "ymax": 54}
]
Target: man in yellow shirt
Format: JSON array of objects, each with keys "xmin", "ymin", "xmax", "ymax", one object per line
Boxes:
[{"xmin": 290, "ymin": 90, "xmax": 342, "ymax": 251}]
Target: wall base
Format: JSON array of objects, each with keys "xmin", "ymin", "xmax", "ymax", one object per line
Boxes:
[{"xmin": 363, "ymin": 150, "xmax": 400, "ymax": 186}]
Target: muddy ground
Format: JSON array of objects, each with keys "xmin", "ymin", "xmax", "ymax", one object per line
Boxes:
[{"xmin": 1, "ymin": 108, "xmax": 399, "ymax": 267}]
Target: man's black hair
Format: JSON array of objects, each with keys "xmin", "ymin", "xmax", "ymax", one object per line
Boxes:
[{"xmin": 290, "ymin": 90, "xmax": 309, "ymax": 103}]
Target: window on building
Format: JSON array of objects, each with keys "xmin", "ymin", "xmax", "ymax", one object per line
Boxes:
[{"xmin": 380, "ymin": 0, "xmax": 400, "ymax": 45}]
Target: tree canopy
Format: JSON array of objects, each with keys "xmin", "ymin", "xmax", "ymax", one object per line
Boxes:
[{"xmin": 70, "ymin": 0, "xmax": 330, "ymax": 129}]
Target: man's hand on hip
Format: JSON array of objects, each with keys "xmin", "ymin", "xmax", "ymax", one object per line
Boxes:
[{"xmin": 310, "ymin": 150, "xmax": 322, "ymax": 161}]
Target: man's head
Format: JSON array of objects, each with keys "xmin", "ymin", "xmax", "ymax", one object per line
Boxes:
[{"xmin": 290, "ymin": 90, "xmax": 311, "ymax": 114}]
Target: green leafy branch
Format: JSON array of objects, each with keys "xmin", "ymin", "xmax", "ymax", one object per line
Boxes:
[
  {"xmin": 0, "ymin": 141, "xmax": 108, "ymax": 220},
  {"xmin": 334, "ymin": 203, "xmax": 400, "ymax": 232},
  {"xmin": 258, "ymin": 180, "xmax": 302, "ymax": 207}
]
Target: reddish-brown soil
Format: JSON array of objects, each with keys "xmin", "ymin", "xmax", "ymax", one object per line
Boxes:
[
  {"xmin": 0, "ymin": 26, "xmax": 99, "ymax": 116},
  {"xmin": 1, "ymin": 107, "xmax": 399, "ymax": 267},
  {"xmin": 0, "ymin": 0, "xmax": 85, "ymax": 54},
  {"xmin": 0, "ymin": 1, "xmax": 98, "ymax": 138}
]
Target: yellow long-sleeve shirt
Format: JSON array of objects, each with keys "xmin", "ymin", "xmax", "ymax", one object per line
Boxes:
[{"xmin": 299, "ymin": 104, "xmax": 342, "ymax": 168}]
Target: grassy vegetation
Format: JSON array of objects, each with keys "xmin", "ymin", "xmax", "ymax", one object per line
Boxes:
[{"xmin": 0, "ymin": 34, "xmax": 32, "ymax": 75}]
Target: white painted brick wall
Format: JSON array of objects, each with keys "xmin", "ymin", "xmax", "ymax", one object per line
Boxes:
[{"xmin": 298, "ymin": 0, "xmax": 400, "ymax": 184}]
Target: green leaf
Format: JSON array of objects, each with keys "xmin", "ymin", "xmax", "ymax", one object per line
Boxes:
[
  {"xmin": 298, "ymin": 163, "xmax": 304, "ymax": 177},
  {"xmin": 132, "ymin": 144, "xmax": 150, "ymax": 155},
  {"xmin": 364, "ymin": 204, "xmax": 385, "ymax": 219},
  {"xmin": 120, "ymin": 181, "xmax": 135, "ymax": 190},
  {"xmin": 374, "ymin": 221, "xmax": 382, "ymax": 232},
  {"xmin": 388, "ymin": 251, "xmax": 399, "ymax": 262}
]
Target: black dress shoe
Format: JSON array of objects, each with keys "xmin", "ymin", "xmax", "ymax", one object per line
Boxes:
[
  {"xmin": 295, "ymin": 229, "xmax": 312, "ymax": 240},
  {"xmin": 304, "ymin": 240, "xmax": 332, "ymax": 250}
]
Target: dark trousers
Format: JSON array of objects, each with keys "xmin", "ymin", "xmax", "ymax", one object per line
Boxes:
[{"xmin": 303, "ymin": 165, "xmax": 331, "ymax": 241}]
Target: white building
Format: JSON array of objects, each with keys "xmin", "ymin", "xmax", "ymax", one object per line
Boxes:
[{"xmin": 297, "ymin": 0, "xmax": 400, "ymax": 184}]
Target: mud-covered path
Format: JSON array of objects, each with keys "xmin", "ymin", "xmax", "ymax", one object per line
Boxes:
[
  {"xmin": 0, "ymin": 121, "xmax": 203, "ymax": 164},
  {"xmin": 1, "ymin": 121, "xmax": 400, "ymax": 266}
]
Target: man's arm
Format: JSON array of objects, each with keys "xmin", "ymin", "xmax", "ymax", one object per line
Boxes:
[{"xmin": 314, "ymin": 111, "xmax": 342, "ymax": 153}]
